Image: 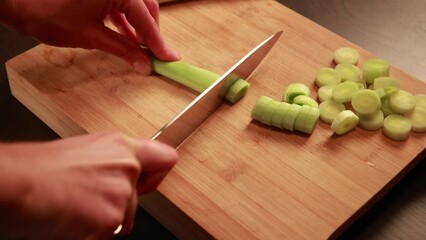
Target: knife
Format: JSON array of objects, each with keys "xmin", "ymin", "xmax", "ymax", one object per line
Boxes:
[{"xmin": 151, "ymin": 31, "xmax": 283, "ymax": 148}]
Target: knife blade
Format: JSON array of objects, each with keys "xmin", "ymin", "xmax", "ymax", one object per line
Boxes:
[{"xmin": 151, "ymin": 31, "xmax": 283, "ymax": 148}]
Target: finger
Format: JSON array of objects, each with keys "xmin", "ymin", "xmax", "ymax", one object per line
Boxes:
[
  {"xmin": 137, "ymin": 171, "xmax": 170, "ymax": 194},
  {"xmin": 136, "ymin": 140, "xmax": 178, "ymax": 172},
  {"xmin": 132, "ymin": 140, "xmax": 178, "ymax": 194},
  {"xmin": 143, "ymin": 0, "xmax": 160, "ymax": 25},
  {"xmin": 82, "ymin": 23, "xmax": 152, "ymax": 74},
  {"xmin": 108, "ymin": 11, "xmax": 138, "ymax": 42},
  {"xmin": 119, "ymin": 190, "xmax": 138, "ymax": 234},
  {"xmin": 118, "ymin": 0, "xmax": 180, "ymax": 61}
]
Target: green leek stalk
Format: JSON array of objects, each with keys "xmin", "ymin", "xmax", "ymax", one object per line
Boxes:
[{"xmin": 151, "ymin": 58, "xmax": 250, "ymax": 103}]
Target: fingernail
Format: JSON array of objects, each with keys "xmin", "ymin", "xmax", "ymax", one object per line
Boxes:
[{"xmin": 132, "ymin": 61, "xmax": 151, "ymax": 75}]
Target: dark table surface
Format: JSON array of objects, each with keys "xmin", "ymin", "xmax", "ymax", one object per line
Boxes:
[{"xmin": 1, "ymin": 0, "xmax": 425, "ymax": 239}]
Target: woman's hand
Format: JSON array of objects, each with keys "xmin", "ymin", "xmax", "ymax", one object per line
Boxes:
[
  {"xmin": 0, "ymin": 131, "xmax": 177, "ymax": 239},
  {"xmin": 0, "ymin": 0, "xmax": 180, "ymax": 74}
]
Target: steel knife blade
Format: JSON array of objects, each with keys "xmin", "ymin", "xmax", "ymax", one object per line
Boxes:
[{"xmin": 151, "ymin": 31, "xmax": 283, "ymax": 148}]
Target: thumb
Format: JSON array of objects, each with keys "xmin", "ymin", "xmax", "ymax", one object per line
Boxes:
[{"xmin": 82, "ymin": 23, "xmax": 152, "ymax": 74}]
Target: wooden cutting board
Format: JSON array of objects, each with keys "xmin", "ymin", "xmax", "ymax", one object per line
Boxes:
[{"xmin": 6, "ymin": 0, "xmax": 426, "ymax": 239}]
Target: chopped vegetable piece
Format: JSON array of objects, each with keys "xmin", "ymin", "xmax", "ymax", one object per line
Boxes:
[
  {"xmin": 335, "ymin": 63, "xmax": 360, "ymax": 82},
  {"xmin": 260, "ymin": 100, "xmax": 281, "ymax": 125},
  {"xmin": 152, "ymin": 58, "xmax": 249, "ymax": 103},
  {"xmin": 270, "ymin": 102, "xmax": 291, "ymax": 129},
  {"xmin": 293, "ymin": 95, "xmax": 319, "ymax": 108},
  {"xmin": 351, "ymin": 89, "xmax": 381, "ymax": 115},
  {"xmin": 283, "ymin": 83, "xmax": 310, "ymax": 103},
  {"xmin": 373, "ymin": 77, "xmax": 400, "ymax": 94},
  {"xmin": 251, "ymin": 96, "xmax": 273, "ymax": 121},
  {"xmin": 303, "ymin": 107, "xmax": 320, "ymax": 134},
  {"xmin": 318, "ymin": 85, "xmax": 335, "ymax": 102},
  {"xmin": 319, "ymin": 100, "xmax": 346, "ymax": 124},
  {"xmin": 332, "ymin": 81, "xmax": 359, "ymax": 103},
  {"xmin": 389, "ymin": 90, "xmax": 416, "ymax": 114},
  {"xmin": 405, "ymin": 107, "xmax": 426, "ymax": 132},
  {"xmin": 225, "ymin": 79, "xmax": 250, "ymax": 104},
  {"xmin": 353, "ymin": 80, "xmax": 367, "ymax": 90},
  {"xmin": 383, "ymin": 114, "xmax": 411, "ymax": 141},
  {"xmin": 374, "ymin": 87, "xmax": 387, "ymax": 99},
  {"xmin": 331, "ymin": 110, "xmax": 359, "ymax": 135},
  {"xmin": 294, "ymin": 105, "xmax": 312, "ymax": 132},
  {"xmin": 333, "ymin": 47, "xmax": 359, "ymax": 65},
  {"xmin": 315, "ymin": 68, "xmax": 342, "ymax": 87},
  {"xmin": 281, "ymin": 104, "xmax": 301, "ymax": 131},
  {"xmin": 358, "ymin": 110, "xmax": 384, "ymax": 131},
  {"xmin": 414, "ymin": 94, "xmax": 426, "ymax": 110},
  {"xmin": 362, "ymin": 59, "xmax": 390, "ymax": 84},
  {"xmin": 381, "ymin": 97, "xmax": 396, "ymax": 117}
]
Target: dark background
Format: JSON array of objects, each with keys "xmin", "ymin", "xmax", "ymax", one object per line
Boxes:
[{"xmin": 1, "ymin": 0, "xmax": 425, "ymax": 239}]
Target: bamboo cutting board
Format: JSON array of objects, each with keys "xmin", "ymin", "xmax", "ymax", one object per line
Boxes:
[{"xmin": 6, "ymin": 0, "xmax": 426, "ymax": 239}]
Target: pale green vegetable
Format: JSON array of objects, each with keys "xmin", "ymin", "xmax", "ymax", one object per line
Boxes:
[
  {"xmin": 302, "ymin": 107, "xmax": 320, "ymax": 134},
  {"xmin": 358, "ymin": 110, "xmax": 384, "ymax": 131},
  {"xmin": 381, "ymin": 97, "xmax": 396, "ymax": 117},
  {"xmin": 283, "ymin": 83, "xmax": 310, "ymax": 103},
  {"xmin": 315, "ymin": 68, "xmax": 342, "ymax": 87},
  {"xmin": 374, "ymin": 87, "xmax": 387, "ymax": 99},
  {"xmin": 389, "ymin": 90, "xmax": 416, "ymax": 114},
  {"xmin": 335, "ymin": 63, "xmax": 360, "ymax": 81},
  {"xmin": 294, "ymin": 105, "xmax": 312, "ymax": 133},
  {"xmin": 331, "ymin": 110, "xmax": 359, "ymax": 135},
  {"xmin": 362, "ymin": 59, "xmax": 390, "ymax": 84},
  {"xmin": 405, "ymin": 107, "xmax": 426, "ymax": 132},
  {"xmin": 351, "ymin": 89, "xmax": 381, "ymax": 115},
  {"xmin": 293, "ymin": 95, "xmax": 319, "ymax": 108},
  {"xmin": 332, "ymin": 81, "xmax": 359, "ymax": 103},
  {"xmin": 319, "ymin": 100, "xmax": 346, "ymax": 124},
  {"xmin": 383, "ymin": 114, "xmax": 411, "ymax": 141},
  {"xmin": 414, "ymin": 94, "xmax": 426, "ymax": 110},
  {"xmin": 373, "ymin": 77, "xmax": 400, "ymax": 94},
  {"xmin": 270, "ymin": 102, "xmax": 291, "ymax": 129},
  {"xmin": 251, "ymin": 97, "xmax": 319, "ymax": 134},
  {"xmin": 225, "ymin": 79, "xmax": 250, "ymax": 104},
  {"xmin": 282, "ymin": 104, "xmax": 301, "ymax": 131},
  {"xmin": 251, "ymin": 96, "xmax": 273, "ymax": 121},
  {"xmin": 260, "ymin": 100, "xmax": 281, "ymax": 125},
  {"xmin": 152, "ymin": 58, "xmax": 249, "ymax": 103},
  {"xmin": 347, "ymin": 79, "xmax": 367, "ymax": 90},
  {"xmin": 318, "ymin": 85, "xmax": 335, "ymax": 102},
  {"xmin": 333, "ymin": 47, "xmax": 359, "ymax": 65}
]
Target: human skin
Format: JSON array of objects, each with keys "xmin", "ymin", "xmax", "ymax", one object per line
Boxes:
[
  {"xmin": 0, "ymin": 0, "xmax": 180, "ymax": 239},
  {"xmin": 0, "ymin": 132, "xmax": 178, "ymax": 239},
  {"xmin": 0, "ymin": 0, "xmax": 180, "ymax": 74}
]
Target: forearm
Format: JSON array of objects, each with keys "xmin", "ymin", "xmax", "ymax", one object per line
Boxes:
[{"xmin": 0, "ymin": 143, "xmax": 33, "ymax": 236}]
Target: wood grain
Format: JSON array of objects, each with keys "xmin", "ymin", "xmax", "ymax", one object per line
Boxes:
[
  {"xmin": 5, "ymin": 0, "xmax": 426, "ymax": 239},
  {"xmin": 276, "ymin": 0, "xmax": 426, "ymax": 239}
]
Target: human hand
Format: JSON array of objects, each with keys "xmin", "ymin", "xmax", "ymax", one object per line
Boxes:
[
  {"xmin": 0, "ymin": 0, "xmax": 180, "ymax": 74},
  {"xmin": 1, "ymin": 131, "xmax": 177, "ymax": 239}
]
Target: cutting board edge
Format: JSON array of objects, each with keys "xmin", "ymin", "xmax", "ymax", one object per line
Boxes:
[
  {"xmin": 329, "ymin": 148, "xmax": 426, "ymax": 239},
  {"xmin": 6, "ymin": 60, "xmax": 88, "ymax": 138}
]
